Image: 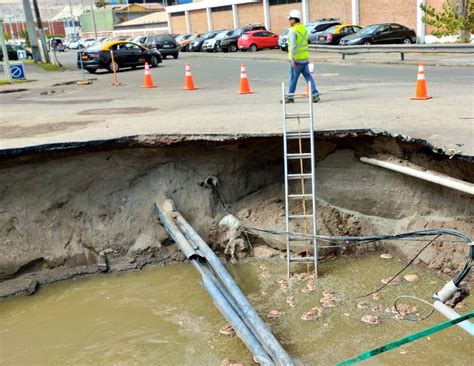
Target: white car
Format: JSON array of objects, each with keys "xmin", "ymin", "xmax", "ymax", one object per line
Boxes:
[
  {"xmin": 202, "ymin": 30, "xmax": 232, "ymax": 52},
  {"xmin": 67, "ymin": 38, "xmax": 81, "ymax": 49},
  {"xmin": 80, "ymin": 38, "xmax": 96, "ymax": 49}
]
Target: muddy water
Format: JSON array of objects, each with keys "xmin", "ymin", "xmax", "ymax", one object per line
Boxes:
[{"xmin": 1, "ymin": 254, "xmax": 472, "ymax": 365}]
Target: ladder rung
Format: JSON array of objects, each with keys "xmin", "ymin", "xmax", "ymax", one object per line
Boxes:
[
  {"xmin": 286, "ymin": 93, "xmax": 311, "ymax": 98},
  {"xmin": 288, "ymin": 214, "xmax": 314, "ymax": 219},
  {"xmin": 287, "ymin": 173, "xmax": 312, "ymax": 180},
  {"xmin": 288, "ymin": 194, "xmax": 313, "ymax": 199},
  {"xmin": 286, "ymin": 132, "xmax": 311, "ymax": 140},
  {"xmin": 286, "ymin": 113, "xmax": 310, "ymax": 119},
  {"xmin": 289, "ymin": 257, "xmax": 316, "ymax": 263},
  {"xmin": 287, "ymin": 153, "xmax": 311, "ymax": 159},
  {"xmin": 288, "ymin": 236, "xmax": 308, "ymax": 241}
]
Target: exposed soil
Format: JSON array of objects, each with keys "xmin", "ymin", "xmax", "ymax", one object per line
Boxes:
[{"xmin": 0, "ymin": 130, "xmax": 472, "ymax": 297}]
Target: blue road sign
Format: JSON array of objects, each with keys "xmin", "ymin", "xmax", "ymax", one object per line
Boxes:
[{"xmin": 10, "ymin": 63, "xmax": 26, "ymax": 80}]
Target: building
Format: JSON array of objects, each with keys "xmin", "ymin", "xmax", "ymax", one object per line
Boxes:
[
  {"xmin": 80, "ymin": 3, "xmax": 165, "ymax": 36},
  {"xmin": 165, "ymin": 0, "xmax": 449, "ymax": 43}
]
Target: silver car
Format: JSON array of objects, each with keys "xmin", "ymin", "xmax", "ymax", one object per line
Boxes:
[{"xmin": 305, "ymin": 19, "xmax": 341, "ymax": 44}]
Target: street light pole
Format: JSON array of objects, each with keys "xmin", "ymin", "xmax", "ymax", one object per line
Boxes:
[
  {"xmin": 90, "ymin": 0, "xmax": 98, "ymax": 39},
  {"xmin": 22, "ymin": 0, "xmax": 41, "ymax": 62},
  {"xmin": 0, "ymin": 18, "xmax": 13, "ymax": 82},
  {"xmin": 31, "ymin": 0, "xmax": 50, "ymax": 63}
]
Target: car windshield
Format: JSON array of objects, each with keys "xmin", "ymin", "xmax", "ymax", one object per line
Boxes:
[
  {"xmin": 230, "ymin": 28, "xmax": 243, "ymax": 37},
  {"xmin": 358, "ymin": 25, "xmax": 379, "ymax": 35},
  {"xmin": 155, "ymin": 35, "xmax": 175, "ymax": 43},
  {"xmin": 324, "ymin": 25, "xmax": 338, "ymax": 33},
  {"xmin": 280, "ymin": 29, "xmax": 289, "ymax": 36},
  {"xmin": 216, "ymin": 31, "xmax": 231, "ymax": 40}
]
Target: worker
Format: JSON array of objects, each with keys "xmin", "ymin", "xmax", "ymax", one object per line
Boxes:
[{"xmin": 286, "ymin": 9, "xmax": 320, "ymax": 103}]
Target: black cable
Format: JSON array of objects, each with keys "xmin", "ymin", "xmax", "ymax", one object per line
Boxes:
[{"xmin": 353, "ymin": 235, "xmax": 441, "ymax": 299}]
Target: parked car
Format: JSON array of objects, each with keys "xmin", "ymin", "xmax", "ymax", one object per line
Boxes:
[
  {"xmin": 238, "ymin": 30, "xmax": 279, "ymax": 52},
  {"xmin": 278, "ymin": 28, "xmax": 289, "ymax": 51},
  {"xmin": 79, "ymin": 38, "xmax": 96, "ymax": 49},
  {"xmin": 176, "ymin": 33, "xmax": 198, "ymax": 52},
  {"xmin": 313, "ymin": 24, "xmax": 362, "ymax": 45},
  {"xmin": 143, "ymin": 34, "xmax": 179, "ymax": 59},
  {"xmin": 77, "ymin": 40, "xmax": 162, "ymax": 74},
  {"xmin": 0, "ymin": 44, "xmax": 20, "ymax": 61},
  {"xmin": 219, "ymin": 24, "xmax": 266, "ymax": 52},
  {"xmin": 48, "ymin": 38, "xmax": 65, "ymax": 52},
  {"xmin": 67, "ymin": 37, "xmax": 81, "ymax": 49},
  {"xmin": 94, "ymin": 36, "xmax": 110, "ymax": 45},
  {"xmin": 132, "ymin": 35, "xmax": 147, "ymax": 45},
  {"xmin": 340, "ymin": 23, "xmax": 416, "ymax": 45},
  {"xmin": 306, "ymin": 18, "xmax": 341, "ymax": 44},
  {"xmin": 202, "ymin": 30, "xmax": 233, "ymax": 52},
  {"xmin": 190, "ymin": 31, "xmax": 222, "ymax": 52}
]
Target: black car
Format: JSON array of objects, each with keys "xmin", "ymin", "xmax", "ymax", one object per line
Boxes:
[
  {"xmin": 142, "ymin": 34, "xmax": 179, "ymax": 59},
  {"xmin": 77, "ymin": 41, "xmax": 162, "ymax": 74},
  {"xmin": 340, "ymin": 23, "xmax": 416, "ymax": 45},
  {"xmin": 313, "ymin": 24, "xmax": 362, "ymax": 45},
  {"xmin": 0, "ymin": 44, "xmax": 33, "ymax": 61},
  {"xmin": 219, "ymin": 24, "xmax": 266, "ymax": 52}
]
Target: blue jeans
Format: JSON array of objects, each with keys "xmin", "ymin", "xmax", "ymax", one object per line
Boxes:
[{"xmin": 288, "ymin": 61, "xmax": 319, "ymax": 97}]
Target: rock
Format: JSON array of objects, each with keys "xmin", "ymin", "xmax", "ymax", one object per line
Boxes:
[
  {"xmin": 268, "ymin": 309, "xmax": 283, "ymax": 318},
  {"xmin": 127, "ymin": 233, "xmax": 161, "ymax": 256},
  {"xmin": 321, "ymin": 298, "xmax": 336, "ymax": 308},
  {"xmin": 253, "ymin": 246, "xmax": 279, "ymax": 259},
  {"xmin": 399, "ymin": 349, "xmax": 408, "ymax": 355},
  {"xmin": 220, "ymin": 358, "xmax": 244, "ymax": 366},
  {"xmin": 26, "ymin": 280, "xmax": 39, "ymax": 296},
  {"xmin": 301, "ymin": 307, "xmax": 322, "ymax": 321},
  {"xmin": 372, "ymin": 293, "xmax": 383, "ymax": 301},
  {"xmin": 357, "ymin": 302, "xmax": 368, "ymax": 309},
  {"xmin": 237, "ymin": 208, "xmax": 252, "ymax": 219},
  {"xmin": 276, "ymin": 278, "xmax": 289, "ymax": 289},
  {"xmin": 322, "ymin": 289, "xmax": 335, "ymax": 297},
  {"xmin": 361, "ymin": 315, "xmax": 380, "ymax": 325},
  {"xmin": 381, "ymin": 276, "xmax": 401, "ymax": 285},
  {"xmin": 260, "ymin": 270, "xmax": 272, "ymax": 279},
  {"xmin": 371, "ymin": 305, "xmax": 384, "ymax": 312},
  {"xmin": 442, "ymin": 267, "xmax": 452, "ymax": 274},
  {"xmin": 380, "ymin": 253, "xmax": 393, "ymax": 259},
  {"xmin": 219, "ymin": 324, "xmax": 235, "ymax": 336},
  {"xmin": 286, "ymin": 296, "xmax": 296, "ymax": 307},
  {"xmin": 403, "ymin": 274, "xmax": 419, "ymax": 282}
]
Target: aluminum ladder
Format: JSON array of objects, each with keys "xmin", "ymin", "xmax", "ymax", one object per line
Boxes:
[{"xmin": 281, "ymin": 82, "xmax": 318, "ymax": 278}]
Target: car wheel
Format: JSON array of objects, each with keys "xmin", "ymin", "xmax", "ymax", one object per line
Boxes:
[
  {"xmin": 108, "ymin": 61, "xmax": 119, "ymax": 73},
  {"xmin": 363, "ymin": 41, "xmax": 371, "ymax": 45},
  {"xmin": 229, "ymin": 43, "xmax": 237, "ymax": 52},
  {"xmin": 173, "ymin": 53, "xmax": 178, "ymax": 59},
  {"xmin": 86, "ymin": 68, "xmax": 97, "ymax": 74},
  {"xmin": 403, "ymin": 38, "xmax": 412, "ymax": 44},
  {"xmin": 249, "ymin": 44, "xmax": 258, "ymax": 52},
  {"xmin": 150, "ymin": 56, "xmax": 159, "ymax": 67}
]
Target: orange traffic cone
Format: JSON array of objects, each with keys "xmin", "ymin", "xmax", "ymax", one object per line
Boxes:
[
  {"xmin": 239, "ymin": 64, "xmax": 253, "ymax": 94},
  {"xmin": 183, "ymin": 64, "xmax": 197, "ymax": 90},
  {"xmin": 142, "ymin": 62, "xmax": 157, "ymax": 88},
  {"xmin": 411, "ymin": 62, "xmax": 432, "ymax": 100}
]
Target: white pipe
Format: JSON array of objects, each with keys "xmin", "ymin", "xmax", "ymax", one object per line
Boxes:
[
  {"xmin": 262, "ymin": 0, "xmax": 270, "ymax": 30},
  {"xmin": 360, "ymin": 157, "xmax": 474, "ymax": 195},
  {"xmin": 232, "ymin": 4, "xmax": 239, "ymax": 29},
  {"xmin": 351, "ymin": 0, "xmax": 360, "ymax": 25},
  {"xmin": 433, "ymin": 301, "xmax": 474, "ymax": 336},
  {"xmin": 206, "ymin": 7, "xmax": 213, "ymax": 31},
  {"xmin": 417, "ymin": 0, "xmax": 426, "ymax": 43}
]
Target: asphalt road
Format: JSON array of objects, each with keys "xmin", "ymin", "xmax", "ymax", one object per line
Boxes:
[{"xmin": 0, "ymin": 50, "xmax": 473, "ymax": 155}]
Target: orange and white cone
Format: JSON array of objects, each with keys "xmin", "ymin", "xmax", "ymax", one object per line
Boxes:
[
  {"xmin": 183, "ymin": 63, "xmax": 197, "ymax": 90},
  {"xmin": 142, "ymin": 62, "xmax": 157, "ymax": 88},
  {"xmin": 238, "ymin": 64, "xmax": 253, "ymax": 94},
  {"xmin": 411, "ymin": 62, "xmax": 432, "ymax": 100}
]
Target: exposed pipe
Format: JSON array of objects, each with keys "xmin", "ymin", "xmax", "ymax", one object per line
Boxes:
[
  {"xmin": 172, "ymin": 210, "xmax": 295, "ymax": 366},
  {"xmin": 433, "ymin": 300, "xmax": 474, "ymax": 336},
  {"xmin": 360, "ymin": 157, "xmax": 474, "ymax": 195},
  {"xmin": 154, "ymin": 201, "xmax": 285, "ymax": 365}
]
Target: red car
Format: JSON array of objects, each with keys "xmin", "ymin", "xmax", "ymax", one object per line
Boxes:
[{"xmin": 238, "ymin": 30, "xmax": 279, "ymax": 52}]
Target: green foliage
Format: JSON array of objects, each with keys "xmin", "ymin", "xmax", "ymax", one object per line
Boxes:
[
  {"xmin": 95, "ymin": 1, "xmax": 109, "ymax": 8},
  {"xmin": 47, "ymin": 34, "xmax": 66, "ymax": 39},
  {"xmin": 420, "ymin": 0, "xmax": 473, "ymax": 43},
  {"xmin": 4, "ymin": 32, "xmax": 11, "ymax": 40}
]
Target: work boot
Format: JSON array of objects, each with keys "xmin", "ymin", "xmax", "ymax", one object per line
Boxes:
[{"xmin": 312, "ymin": 95, "xmax": 320, "ymax": 103}]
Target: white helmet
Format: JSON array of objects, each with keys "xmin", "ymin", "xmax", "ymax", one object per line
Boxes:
[{"xmin": 288, "ymin": 9, "xmax": 302, "ymax": 20}]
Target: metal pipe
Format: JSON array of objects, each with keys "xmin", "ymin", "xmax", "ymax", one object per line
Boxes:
[
  {"xmin": 360, "ymin": 157, "xmax": 474, "ymax": 195},
  {"xmin": 173, "ymin": 212, "xmax": 295, "ymax": 366},
  {"xmin": 193, "ymin": 261, "xmax": 274, "ymax": 365}
]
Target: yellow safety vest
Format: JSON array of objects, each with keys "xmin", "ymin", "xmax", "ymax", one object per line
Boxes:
[{"xmin": 288, "ymin": 23, "xmax": 309, "ymax": 61}]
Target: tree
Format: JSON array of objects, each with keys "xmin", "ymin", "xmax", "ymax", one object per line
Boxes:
[
  {"xmin": 20, "ymin": 29, "xmax": 30, "ymax": 47},
  {"xmin": 420, "ymin": 0, "xmax": 473, "ymax": 43}
]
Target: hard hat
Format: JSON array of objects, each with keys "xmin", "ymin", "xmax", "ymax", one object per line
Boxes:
[{"xmin": 288, "ymin": 9, "xmax": 302, "ymax": 20}]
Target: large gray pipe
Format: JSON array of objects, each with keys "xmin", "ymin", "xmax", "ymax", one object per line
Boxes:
[{"xmin": 173, "ymin": 211, "xmax": 295, "ymax": 366}]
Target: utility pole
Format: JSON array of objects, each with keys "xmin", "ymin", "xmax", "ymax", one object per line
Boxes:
[
  {"xmin": 31, "ymin": 0, "xmax": 50, "ymax": 63},
  {"xmin": 0, "ymin": 17, "xmax": 13, "ymax": 82},
  {"xmin": 68, "ymin": 0, "xmax": 75, "ymax": 37},
  {"xmin": 22, "ymin": 0, "xmax": 41, "ymax": 62},
  {"xmin": 90, "ymin": 0, "xmax": 98, "ymax": 39}
]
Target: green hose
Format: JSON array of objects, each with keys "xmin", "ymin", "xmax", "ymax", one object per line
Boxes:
[{"xmin": 337, "ymin": 311, "xmax": 474, "ymax": 365}]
